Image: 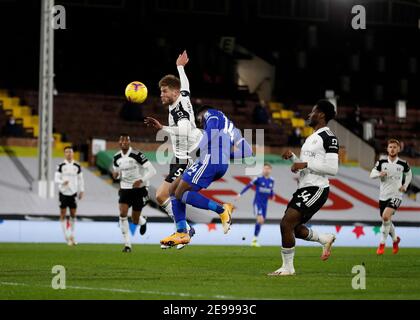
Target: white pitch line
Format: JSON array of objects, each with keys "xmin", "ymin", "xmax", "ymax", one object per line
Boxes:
[
  {"xmin": 0, "ymin": 282, "xmax": 28, "ymax": 287},
  {"xmin": 0, "ymin": 282, "xmax": 269, "ymax": 300}
]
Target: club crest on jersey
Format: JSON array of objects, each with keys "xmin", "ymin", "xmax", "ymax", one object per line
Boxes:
[{"xmin": 303, "ymin": 150, "xmax": 316, "ymax": 158}]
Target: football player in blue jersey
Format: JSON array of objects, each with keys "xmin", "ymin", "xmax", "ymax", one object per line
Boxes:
[
  {"xmin": 235, "ymin": 163, "xmax": 275, "ymax": 247},
  {"xmin": 160, "ymin": 106, "xmax": 253, "ymax": 247}
]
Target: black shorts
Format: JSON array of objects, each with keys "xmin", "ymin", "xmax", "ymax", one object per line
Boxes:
[
  {"xmin": 165, "ymin": 158, "xmax": 192, "ymax": 183},
  {"xmin": 287, "ymin": 186, "xmax": 329, "ymax": 224},
  {"xmin": 59, "ymin": 193, "xmax": 77, "ymax": 209},
  {"xmin": 119, "ymin": 187, "xmax": 149, "ymax": 211},
  {"xmin": 379, "ymin": 198, "xmax": 401, "ymax": 216}
]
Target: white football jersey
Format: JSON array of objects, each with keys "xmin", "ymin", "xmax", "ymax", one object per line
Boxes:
[
  {"xmin": 297, "ymin": 127, "xmax": 339, "ymax": 189},
  {"xmin": 370, "ymin": 157, "xmax": 411, "ymax": 201},
  {"xmin": 167, "ymin": 91, "xmax": 202, "ymax": 160},
  {"xmin": 54, "ymin": 160, "xmax": 85, "ymax": 195},
  {"xmin": 113, "ymin": 147, "xmax": 153, "ymax": 189}
]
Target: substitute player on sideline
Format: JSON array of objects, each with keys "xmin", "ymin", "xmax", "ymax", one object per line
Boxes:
[
  {"xmin": 269, "ymin": 100, "xmax": 338, "ymax": 276},
  {"xmin": 112, "ymin": 134, "xmax": 157, "ymax": 253},
  {"xmin": 235, "ymin": 163, "xmax": 275, "ymax": 247},
  {"xmin": 369, "ymin": 138, "xmax": 412, "ymax": 255},
  {"xmin": 54, "ymin": 146, "xmax": 84, "ymax": 246},
  {"xmin": 145, "ymin": 50, "xmax": 202, "ymax": 249}
]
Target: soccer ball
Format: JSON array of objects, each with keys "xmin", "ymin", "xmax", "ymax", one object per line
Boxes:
[{"xmin": 125, "ymin": 81, "xmax": 148, "ymax": 104}]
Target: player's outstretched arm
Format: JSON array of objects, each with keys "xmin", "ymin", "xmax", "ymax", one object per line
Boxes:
[
  {"xmin": 230, "ymin": 128, "xmax": 253, "ymax": 160},
  {"xmin": 162, "ymin": 118, "xmax": 192, "ymax": 137},
  {"xmin": 238, "ymin": 178, "xmax": 257, "ymax": 197},
  {"xmin": 144, "ymin": 117, "xmax": 164, "ymax": 130},
  {"xmin": 176, "ymin": 50, "xmax": 190, "ymax": 93},
  {"xmin": 231, "ymin": 139, "xmax": 253, "ymax": 159}
]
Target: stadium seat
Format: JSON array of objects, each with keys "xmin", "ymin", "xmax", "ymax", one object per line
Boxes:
[
  {"xmin": 302, "ymin": 126, "xmax": 314, "ymax": 137},
  {"xmin": 280, "ymin": 110, "xmax": 294, "ymax": 119},
  {"xmin": 291, "ymin": 118, "xmax": 305, "ymax": 128},
  {"xmin": 269, "ymin": 102, "xmax": 283, "ymax": 112},
  {"xmin": 272, "ymin": 112, "xmax": 281, "ymax": 120}
]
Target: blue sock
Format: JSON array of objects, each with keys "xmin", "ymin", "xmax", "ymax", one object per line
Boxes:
[
  {"xmin": 171, "ymin": 196, "xmax": 187, "ymax": 233},
  {"xmin": 181, "ymin": 191, "xmax": 224, "ymax": 214},
  {"xmin": 254, "ymin": 223, "xmax": 262, "ymax": 237}
]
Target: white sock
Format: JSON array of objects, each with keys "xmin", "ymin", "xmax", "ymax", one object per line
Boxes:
[
  {"xmin": 253, "ymin": 236, "xmax": 258, "ymax": 242},
  {"xmin": 69, "ymin": 217, "xmax": 76, "ymax": 239},
  {"xmin": 162, "ymin": 198, "xmax": 177, "ymax": 231},
  {"xmin": 389, "ymin": 222, "xmax": 397, "ymax": 242},
  {"xmin": 380, "ymin": 220, "xmax": 391, "ymax": 244},
  {"xmin": 60, "ymin": 218, "xmax": 68, "ymax": 241},
  {"xmin": 281, "ymin": 247, "xmax": 295, "ymax": 270},
  {"xmin": 162, "ymin": 198, "xmax": 190, "ymax": 231},
  {"xmin": 119, "ymin": 216, "xmax": 131, "ymax": 247},
  {"xmin": 305, "ymin": 228, "xmax": 330, "ymax": 245},
  {"xmin": 139, "ymin": 215, "xmax": 147, "ymax": 226}
]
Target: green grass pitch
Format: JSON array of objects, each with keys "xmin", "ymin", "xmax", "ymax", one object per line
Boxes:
[{"xmin": 0, "ymin": 243, "xmax": 419, "ymax": 300}]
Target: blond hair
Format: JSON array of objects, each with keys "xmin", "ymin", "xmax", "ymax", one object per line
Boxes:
[
  {"xmin": 387, "ymin": 138, "xmax": 400, "ymax": 147},
  {"xmin": 158, "ymin": 74, "xmax": 180, "ymax": 90}
]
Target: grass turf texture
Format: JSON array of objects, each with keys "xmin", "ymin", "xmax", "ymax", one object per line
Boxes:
[{"xmin": 1, "ymin": 244, "xmax": 419, "ymax": 300}]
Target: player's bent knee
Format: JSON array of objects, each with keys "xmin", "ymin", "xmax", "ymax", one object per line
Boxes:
[
  {"xmin": 119, "ymin": 209, "xmax": 128, "ymax": 218},
  {"xmin": 156, "ymin": 193, "xmax": 167, "ymax": 205},
  {"xmin": 174, "ymin": 188, "xmax": 185, "ymax": 200},
  {"xmin": 168, "ymin": 184, "xmax": 177, "ymax": 197}
]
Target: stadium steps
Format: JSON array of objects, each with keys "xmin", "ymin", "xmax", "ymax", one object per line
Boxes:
[
  {"xmin": 0, "ymin": 89, "xmax": 83, "ymax": 160},
  {"xmin": 269, "ymin": 101, "xmax": 313, "ymax": 138},
  {"xmin": 0, "ymin": 91, "xmax": 39, "ymax": 138}
]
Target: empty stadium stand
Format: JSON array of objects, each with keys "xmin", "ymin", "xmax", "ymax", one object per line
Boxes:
[{"xmin": 8, "ymin": 90, "xmax": 288, "ymax": 150}]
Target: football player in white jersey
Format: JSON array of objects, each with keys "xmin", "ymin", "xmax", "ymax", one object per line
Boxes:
[
  {"xmin": 370, "ymin": 139, "xmax": 412, "ymax": 255},
  {"xmin": 269, "ymin": 100, "xmax": 339, "ymax": 276},
  {"xmin": 55, "ymin": 146, "xmax": 84, "ymax": 246},
  {"xmin": 144, "ymin": 51, "xmax": 202, "ymax": 249},
  {"xmin": 112, "ymin": 134, "xmax": 157, "ymax": 252}
]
